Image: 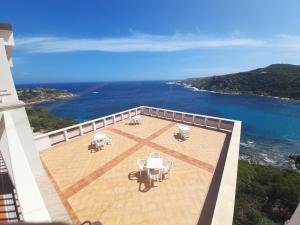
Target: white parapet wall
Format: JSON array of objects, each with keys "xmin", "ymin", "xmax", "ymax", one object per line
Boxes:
[
  {"xmin": 3, "ymin": 109, "xmax": 51, "ymax": 222},
  {"xmin": 210, "ymin": 121, "xmax": 241, "ymax": 225},
  {"xmin": 34, "ymin": 106, "xmax": 236, "ymax": 151},
  {"xmin": 288, "ymin": 203, "xmax": 300, "ymax": 225},
  {"xmin": 34, "ymin": 106, "xmax": 143, "ymax": 151},
  {"xmin": 141, "ymin": 106, "xmax": 236, "ymax": 131}
]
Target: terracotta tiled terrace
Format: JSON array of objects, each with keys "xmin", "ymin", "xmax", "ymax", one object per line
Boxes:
[{"xmin": 40, "ymin": 115, "xmax": 232, "ymax": 225}]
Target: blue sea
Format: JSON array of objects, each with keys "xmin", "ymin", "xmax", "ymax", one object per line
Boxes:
[{"xmin": 17, "ymin": 81, "xmax": 300, "ymax": 168}]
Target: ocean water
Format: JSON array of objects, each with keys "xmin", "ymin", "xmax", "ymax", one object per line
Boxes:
[{"xmin": 17, "ymin": 81, "xmax": 300, "ymax": 168}]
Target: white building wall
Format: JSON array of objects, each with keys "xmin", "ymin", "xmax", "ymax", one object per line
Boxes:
[
  {"xmin": 288, "ymin": 203, "xmax": 300, "ymax": 225},
  {"xmin": 3, "ymin": 111, "xmax": 51, "ymax": 222},
  {"xmin": 0, "ymin": 38, "xmax": 18, "ymax": 102},
  {"xmin": 6, "ymin": 107, "xmax": 45, "ymax": 176},
  {"xmin": 0, "ymin": 24, "xmax": 51, "ymax": 222},
  {"xmin": 0, "ymin": 113, "xmax": 15, "ymax": 184}
]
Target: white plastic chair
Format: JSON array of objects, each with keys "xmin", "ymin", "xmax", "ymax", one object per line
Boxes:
[
  {"xmin": 137, "ymin": 116, "xmax": 143, "ymax": 124},
  {"xmin": 162, "ymin": 160, "xmax": 173, "ymax": 179},
  {"xmin": 180, "ymin": 130, "xmax": 190, "ymax": 140},
  {"xmin": 129, "ymin": 116, "xmax": 136, "ymax": 125},
  {"xmin": 105, "ymin": 134, "xmax": 113, "ymax": 145},
  {"xmin": 149, "ymin": 152, "xmax": 161, "ymax": 158},
  {"xmin": 147, "ymin": 169, "xmax": 161, "ymax": 186},
  {"xmin": 94, "ymin": 140, "xmax": 105, "ymax": 150},
  {"xmin": 137, "ymin": 159, "xmax": 147, "ymax": 176}
]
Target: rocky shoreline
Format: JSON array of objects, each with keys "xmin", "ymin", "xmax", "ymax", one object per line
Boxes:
[
  {"xmin": 177, "ymin": 64, "xmax": 300, "ymax": 101},
  {"xmin": 176, "ymin": 81, "xmax": 299, "ymax": 102},
  {"xmin": 17, "ymin": 87, "xmax": 77, "ymax": 105}
]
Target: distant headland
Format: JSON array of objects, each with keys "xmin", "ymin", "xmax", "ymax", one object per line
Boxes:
[
  {"xmin": 17, "ymin": 87, "xmax": 78, "ymax": 133},
  {"xmin": 180, "ymin": 64, "xmax": 300, "ymax": 100},
  {"xmin": 17, "ymin": 87, "xmax": 76, "ymax": 105}
]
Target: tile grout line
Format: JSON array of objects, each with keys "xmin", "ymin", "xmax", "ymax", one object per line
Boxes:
[
  {"xmin": 107, "ymin": 128, "xmax": 144, "ymax": 143},
  {"xmin": 40, "ymin": 159, "xmax": 81, "ymax": 225},
  {"xmin": 63, "ymin": 122, "xmax": 176, "ymax": 198},
  {"xmin": 110, "ymin": 122, "xmax": 215, "ymax": 173},
  {"xmin": 63, "ymin": 142, "xmax": 144, "ymax": 199},
  {"xmin": 146, "ymin": 122, "xmax": 177, "ymax": 141},
  {"xmin": 41, "ymin": 120, "xmax": 213, "ymax": 224},
  {"xmin": 147, "ymin": 142, "xmax": 214, "ymax": 173}
]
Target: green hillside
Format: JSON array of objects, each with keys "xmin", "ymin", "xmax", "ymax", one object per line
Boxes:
[
  {"xmin": 26, "ymin": 107, "xmax": 77, "ymax": 133},
  {"xmin": 183, "ymin": 64, "xmax": 300, "ymax": 99},
  {"xmin": 234, "ymin": 160, "xmax": 300, "ymax": 225}
]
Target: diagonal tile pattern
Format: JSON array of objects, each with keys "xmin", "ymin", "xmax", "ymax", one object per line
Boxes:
[
  {"xmin": 41, "ymin": 130, "xmax": 137, "ymax": 191},
  {"xmin": 69, "ymin": 146, "xmax": 213, "ymax": 225},
  {"xmin": 109, "ymin": 122, "xmax": 215, "ymax": 173},
  {"xmin": 64, "ymin": 122, "xmax": 177, "ymax": 199},
  {"xmin": 41, "ymin": 160, "xmax": 81, "ymax": 224},
  {"xmin": 63, "ymin": 142, "xmax": 144, "ymax": 199},
  {"xmin": 40, "ymin": 115, "xmax": 227, "ymax": 225},
  {"xmin": 147, "ymin": 141, "xmax": 214, "ymax": 173}
]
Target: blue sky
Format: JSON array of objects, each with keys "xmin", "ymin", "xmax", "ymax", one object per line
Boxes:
[{"xmin": 2, "ymin": 0, "xmax": 300, "ymax": 83}]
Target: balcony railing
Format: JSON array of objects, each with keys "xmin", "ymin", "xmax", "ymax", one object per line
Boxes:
[{"xmin": 34, "ymin": 106, "xmax": 237, "ymax": 151}]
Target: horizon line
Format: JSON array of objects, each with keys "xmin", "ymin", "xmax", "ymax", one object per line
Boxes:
[{"xmin": 15, "ymin": 79, "xmax": 178, "ymax": 85}]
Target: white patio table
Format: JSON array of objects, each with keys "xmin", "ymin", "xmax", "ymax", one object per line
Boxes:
[
  {"xmin": 146, "ymin": 158, "xmax": 164, "ymax": 181},
  {"xmin": 146, "ymin": 158, "xmax": 164, "ymax": 169},
  {"xmin": 131, "ymin": 115, "xmax": 141, "ymax": 124},
  {"xmin": 179, "ymin": 125, "xmax": 190, "ymax": 133},
  {"xmin": 93, "ymin": 133, "xmax": 107, "ymax": 142}
]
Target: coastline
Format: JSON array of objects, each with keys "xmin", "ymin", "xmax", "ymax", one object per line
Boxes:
[
  {"xmin": 175, "ymin": 81, "xmax": 299, "ymax": 102},
  {"xmin": 17, "ymin": 87, "xmax": 78, "ymax": 106},
  {"xmin": 24, "ymin": 95, "xmax": 77, "ymax": 106}
]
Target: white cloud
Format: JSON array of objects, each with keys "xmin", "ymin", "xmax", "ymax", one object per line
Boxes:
[
  {"xmin": 15, "ymin": 33, "xmax": 265, "ymax": 53},
  {"xmin": 269, "ymin": 35, "xmax": 300, "ymax": 51},
  {"xmin": 15, "ymin": 33, "xmax": 300, "ymax": 54}
]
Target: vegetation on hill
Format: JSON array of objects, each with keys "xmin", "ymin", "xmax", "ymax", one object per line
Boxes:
[
  {"xmin": 17, "ymin": 87, "xmax": 75, "ymax": 104},
  {"xmin": 234, "ymin": 160, "xmax": 300, "ymax": 225},
  {"xmin": 26, "ymin": 107, "xmax": 77, "ymax": 133},
  {"xmin": 183, "ymin": 64, "xmax": 300, "ymax": 99},
  {"xmin": 18, "ymin": 87, "xmax": 78, "ymax": 133}
]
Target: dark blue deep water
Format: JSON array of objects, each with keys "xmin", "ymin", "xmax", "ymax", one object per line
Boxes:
[{"xmin": 18, "ymin": 81, "xmax": 300, "ymax": 168}]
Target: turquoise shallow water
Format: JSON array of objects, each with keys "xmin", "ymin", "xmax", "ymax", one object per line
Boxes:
[{"xmin": 18, "ymin": 81, "xmax": 300, "ymax": 168}]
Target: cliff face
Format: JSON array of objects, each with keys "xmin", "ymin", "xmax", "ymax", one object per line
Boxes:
[{"xmin": 183, "ymin": 64, "xmax": 300, "ymax": 99}]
